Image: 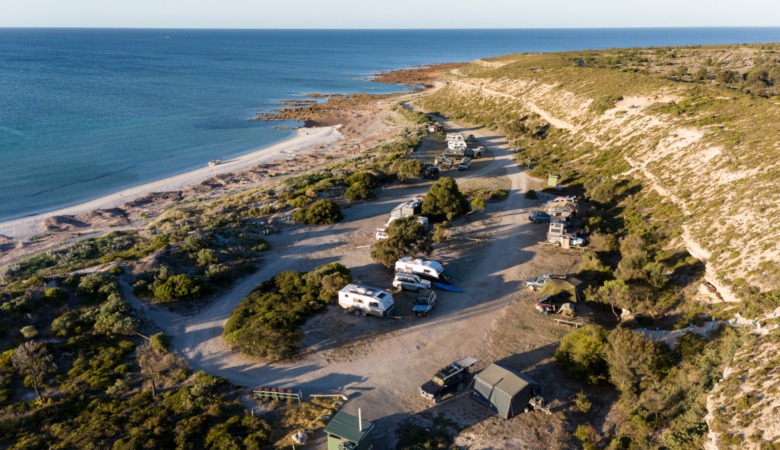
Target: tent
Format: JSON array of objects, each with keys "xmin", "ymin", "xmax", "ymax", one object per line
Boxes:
[
  {"xmin": 538, "ymin": 277, "xmax": 582, "ymax": 303},
  {"xmin": 472, "ymin": 364, "xmax": 542, "ymax": 419}
]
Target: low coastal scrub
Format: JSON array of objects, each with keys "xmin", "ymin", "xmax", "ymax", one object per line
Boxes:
[
  {"xmin": 556, "ymin": 324, "xmax": 745, "ymax": 448},
  {"xmin": 292, "ymin": 199, "xmax": 344, "ymax": 225},
  {"xmin": 223, "ymin": 263, "xmax": 351, "ymax": 360}
]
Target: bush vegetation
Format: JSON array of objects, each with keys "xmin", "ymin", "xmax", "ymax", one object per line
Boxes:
[
  {"xmin": 421, "ymin": 177, "xmax": 469, "ymax": 221},
  {"xmin": 371, "ymin": 217, "xmax": 433, "ymax": 268},
  {"xmin": 223, "ymin": 263, "xmax": 351, "ymax": 360},
  {"xmin": 292, "ymin": 200, "xmax": 344, "ymax": 225}
]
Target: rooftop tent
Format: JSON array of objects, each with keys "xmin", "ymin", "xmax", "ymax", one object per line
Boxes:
[
  {"xmin": 472, "ymin": 364, "xmax": 541, "ymax": 419},
  {"xmin": 538, "ymin": 277, "xmax": 583, "ymax": 303},
  {"xmin": 324, "ymin": 411, "xmax": 374, "ymax": 450}
]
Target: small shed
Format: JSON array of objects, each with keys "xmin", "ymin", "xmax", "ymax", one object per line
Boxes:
[
  {"xmin": 324, "ymin": 411, "xmax": 374, "ymax": 450},
  {"xmin": 472, "ymin": 364, "xmax": 542, "ymax": 419},
  {"xmin": 538, "ymin": 277, "xmax": 583, "ymax": 303},
  {"xmin": 547, "ymin": 174, "xmax": 560, "ymax": 188}
]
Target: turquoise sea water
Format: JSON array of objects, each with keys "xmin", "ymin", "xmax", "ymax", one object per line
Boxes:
[{"xmin": 2, "ymin": 28, "xmax": 780, "ymax": 221}]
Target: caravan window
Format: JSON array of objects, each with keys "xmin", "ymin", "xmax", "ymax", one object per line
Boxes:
[
  {"xmin": 424, "ymin": 269, "xmax": 432, "ymax": 274},
  {"xmin": 369, "ymin": 301, "xmax": 379, "ymax": 308},
  {"xmin": 354, "ymin": 298, "xmax": 363, "ymax": 304}
]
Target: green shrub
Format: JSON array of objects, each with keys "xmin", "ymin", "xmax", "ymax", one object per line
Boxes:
[
  {"xmin": 421, "ymin": 177, "xmax": 469, "ymax": 221},
  {"xmin": 108, "ymin": 265, "xmax": 124, "ymax": 276},
  {"xmin": 20, "ymin": 325, "xmax": 39, "ymax": 339},
  {"xmin": 344, "ymin": 182, "xmax": 375, "ymax": 201},
  {"xmin": 153, "ymin": 274, "xmax": 207, "ymax": 302},
  {"xmin": 223, "ymin": 263, "xmax": 351, "ymax": 360},
  {"xmin": 292, "ymin": 200, "xmax": 344, "ymax": 225},
  {"xmin": 391, "ymin": 159, "xmax": 423, "ymax": 182},
  {"xmin": 345, "ymin": 172, "xmax": 378, "ymax": 188},
  {"xmin": 555, "ymin": 325, "xmax": 609, "ymax": 384},
  {"xmin": 371, "ymin": 217, "xmax": 432, "ymax": 268}
]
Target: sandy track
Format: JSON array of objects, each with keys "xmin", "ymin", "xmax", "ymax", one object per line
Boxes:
[
  {"xmin": 0, "ymin": 126, "xmax": 342, "ymax": 240},
  {"xmin": 126, "ymin": 118, "xmax": 538, "ymax": 431}
]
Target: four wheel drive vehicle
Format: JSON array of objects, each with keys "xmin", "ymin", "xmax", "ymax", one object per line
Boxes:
[
  {"xmin": 420, "ymin": 357, "xmax": 478, "ymax": 403},
  {"xmin": 466, "ymin": 134, "xmax": 476, "ymax": 143},
  {"xmin": 457, "ymin": 157, "xmax": 472, "ymax": 171},
  {"xmin": 422, "ymin": 164, "xmax": 440, "ymax": 179},
  {"xmin": 393, "ymin": 272, "xmax": 432, "ymax": 292},
  {"xmin": 569, "ymin": 236, "xmax": 587, "ymax": 247},
  {"xmin": 413, "ymin": 290, "xmax": 438, "ymax": 316},
  {"xmin": 338, "ymin": 284, "xmax": 396, "ymax": 317},
  {"xmin": 435, "ymin": 155, "xmax": 454, "ymax": 169},
  {"xmin": 525, "ymin": 273, "xmax": 565, "ymax": 290},
  {"xmin": 472, "ymin": 146, "xmax": 484, "ymax": 158},
  {"xmin": 375, "ymin": 227, "xmax": 389, "ymax": 240},
  {"xmin": 528, "ymin": 211, "xmax": 551, "ymax": 223}
]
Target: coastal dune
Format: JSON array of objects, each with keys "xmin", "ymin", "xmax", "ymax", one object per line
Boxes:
[{"xmin": 0, "ymin": 126, "xmax": 343, "ymax": 241}]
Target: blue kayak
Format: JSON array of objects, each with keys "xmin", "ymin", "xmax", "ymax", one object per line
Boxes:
[{"xmin": 433, "ymin": 281, "xmax": 463, "ymax": 292}]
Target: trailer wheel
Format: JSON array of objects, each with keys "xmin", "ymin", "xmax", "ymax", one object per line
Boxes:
[{"xmin": 354, "ymin": 309, "xmax": 364, "ymax": 317}]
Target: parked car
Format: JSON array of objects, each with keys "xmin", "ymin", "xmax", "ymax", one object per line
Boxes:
[
  {"xmin": 422, "ymin": 164, "xmax": 440, "ymax": 179},
  {"xmin": 525, "ymin": 275, "xmax": 551, "ymax": 291},
  {"xmin": 457, "ymin": 157, "xmax": 472, "ymax": 171},
  {"xmin": 472, "ymin": 146, "xmax": 484, "ymax": 158},
  {"xmin": 466, "ymin": 134, "xmax": 476, "ymax": 143},
  {"xmin": 393, "ymin": 272, "xmax": 432, "ymax": 292},
  {"xmin": 420, "ymin": 357, "xmax": 478, "ymax": 403},
  {"xmin": 413, "ymin": 290, "xmax": 438, "ymax": 316},
  {"xmin": 528, "ymin": 211, "xmax": 551, "ymax": 223},
  {"xmin": 526, "ymin": 273, "xmax": 565, "ymax": 291}
]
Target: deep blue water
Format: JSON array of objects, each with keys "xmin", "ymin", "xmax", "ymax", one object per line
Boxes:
[{"xmin": 2, "ymin": 28, "xmax": 780, "ymax": 221}]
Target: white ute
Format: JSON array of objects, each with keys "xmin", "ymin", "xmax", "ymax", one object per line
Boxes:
[{"xmin": 338, "ymin": 284, "xmax": 396, "ymax": 317}]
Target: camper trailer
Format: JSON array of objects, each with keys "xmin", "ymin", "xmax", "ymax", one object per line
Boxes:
[
  {"xmin": 395, "ymin": 257, "xmax": 447, "ymax": 283},
  {"xmin": 338, "ymin": 284, "xmax": 396, "ymax": 317},
  {"xmin": 391, "ymin": 198, "xmax": 423, "ymax": 218},
  {"xmin": 446, "ymin": 133, "xmax": 464, "ymax": 142},
  {"xmin": 447, "ymin": 140, "xmax": 468, "ymax": 152}
]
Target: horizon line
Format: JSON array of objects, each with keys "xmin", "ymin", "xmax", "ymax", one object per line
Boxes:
[{"xmin": 2, "ymin": 26, "xmax": 780, "ymax": 31}]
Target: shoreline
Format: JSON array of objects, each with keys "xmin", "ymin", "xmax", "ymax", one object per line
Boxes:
[{"xmin": 0, "ymin": 125, "xmax": 343, "ymax": 241}]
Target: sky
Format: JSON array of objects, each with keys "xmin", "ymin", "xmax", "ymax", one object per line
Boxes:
[{"xmin": 2, "ymin": 0, "xmax": 780, "ymax": 29}]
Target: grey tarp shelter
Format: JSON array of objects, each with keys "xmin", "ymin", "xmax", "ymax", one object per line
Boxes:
[
  {"xmin": 324, "ymin": 411, "xmax": 374, "ymax": 450},
  {"xmin": 472, "ymin": 363, "xmax": 541, "ymax": 419}
]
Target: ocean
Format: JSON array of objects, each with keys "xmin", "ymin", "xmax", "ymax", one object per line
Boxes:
[{"xmin": 2, "ymin": 28, "xmax": 780, "ymax": 222}]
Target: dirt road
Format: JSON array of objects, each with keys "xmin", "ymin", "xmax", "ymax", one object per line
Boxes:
[{"xmin": 125, "ymin": 117, "xmax": 545, "ymax": 437}]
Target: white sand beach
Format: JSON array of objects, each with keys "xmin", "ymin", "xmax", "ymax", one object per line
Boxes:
[{"xmin": 0, "ymin": 126, "xmax": 343, "ymax": 241}]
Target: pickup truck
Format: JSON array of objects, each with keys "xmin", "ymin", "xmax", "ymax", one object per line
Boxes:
[
  {"xmin": 420, "ymin": 357, "xmax": 478, "ymax": 403},
  {"xmin": 413, "ymin": 290, "xmax": 437, "ymax": 316}
]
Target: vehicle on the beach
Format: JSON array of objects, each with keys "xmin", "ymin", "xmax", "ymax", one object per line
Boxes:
[
  {"xmin": 392, "ymin": 272, "xmax": 431, "ymax": 292},
  {"xmin": 208, "ymin": 158, "xmax": 222, "ymax": 167},
  {"xmin": 338, "ymin": 284, "xmax": 396, "ymax": 317},
  {"xmin": 458, "ymin": 157, "xmax": 471, "ymax": 171},
  {"xmin": 525, "ymin": 275, "xmax": 551, "ymax": 291},
  {"xmin": 413, "ymin": 290, "xmax": 438, "ymax": 317},
  {"xmin": 528, "ymin": 211, "xmax": 551, "ymax": 223},
  {"xmin": 420, "ymin": 357, "xmax": 478, "ymax": 403}
]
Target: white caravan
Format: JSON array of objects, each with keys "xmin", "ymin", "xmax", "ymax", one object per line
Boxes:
[
  {"xmin": 338, "ymin": 284, "xmax": 396, "ymax": 317},
  {"xmin": 395, "ymin": 257, "xmax": 447, "ymax": 282}
]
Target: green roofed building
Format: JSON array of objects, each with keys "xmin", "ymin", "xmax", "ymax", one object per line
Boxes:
[
  {"xmin": 472, "ymin": 363, "xmax": 542, "ymax": 419},
  {"xmin": 324, "ymin": 411, "xmax": 375, "ymax": 450}
]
